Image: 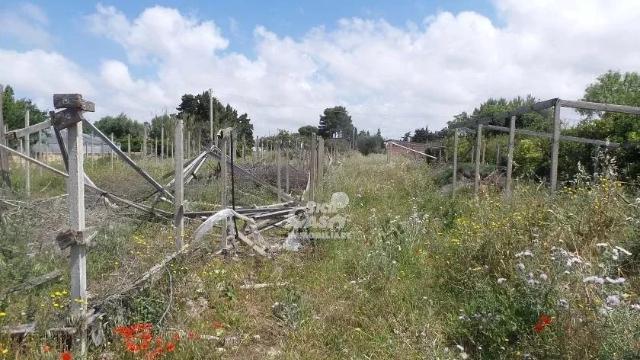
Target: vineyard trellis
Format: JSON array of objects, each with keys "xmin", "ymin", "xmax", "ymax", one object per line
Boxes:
[{"xmin": 0, "ymin": 91, "xmax": 330, "ymax": 357}]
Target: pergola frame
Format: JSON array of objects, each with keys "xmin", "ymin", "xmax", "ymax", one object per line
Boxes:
[{"xmin": 452, "ymin": 98, "xmax": 640, "ymax": 194}]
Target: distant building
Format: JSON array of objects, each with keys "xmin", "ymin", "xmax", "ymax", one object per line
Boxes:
[{"xmin": 31, "ymin": 129, "xmax": 118, "ymax": 158}]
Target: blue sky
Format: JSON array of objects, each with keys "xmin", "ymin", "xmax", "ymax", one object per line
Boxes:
[
  {"xmin": 1, "ymin": 0, "xmax": 495, "ymax": 78},
  {"xmin": 1, "ymin": 1, "xmax": 638, "ymax": 136}
]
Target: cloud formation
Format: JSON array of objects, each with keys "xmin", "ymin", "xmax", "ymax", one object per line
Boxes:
[{"xmin": 1, "ymin": 1, "xmax": 640, "ymax": 137}]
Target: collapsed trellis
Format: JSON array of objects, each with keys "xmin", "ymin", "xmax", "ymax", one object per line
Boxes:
[
  {"xmin": 0, "ymin": 93, "xmax": 329, "ymax": 356},
  {"xmin": 449, "ymin": 98, "xmax": 640, "ymax": 196}
]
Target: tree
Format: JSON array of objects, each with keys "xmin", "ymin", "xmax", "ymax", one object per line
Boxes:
[
  {"xmin": 93, "ymin": 113, "xmax": 144, "ymax": 151},
  {"xmin": 2, "ymin": 85, "xmax": 47, "ymax": 131},
  {"xmin": 568, "ymin": 71, "xmax": 640, "ymax": 178},
  {"xmin": 318, "ymin": 106, "xmax": 354, "ymax": 141},
  {"xmin": 298, "ymin": 125, "xmax": 318, "ymax": 137},
  {"xmin": 356, "ymin": 129, "xmax": 384, "ymax": 156},
  {"xmin": 176, "ymin": 90, "xmax": 254, "ymax": 149},
  {"xmin": 447, "ymin": 96, "xmax": 551, "ymax": 131}
]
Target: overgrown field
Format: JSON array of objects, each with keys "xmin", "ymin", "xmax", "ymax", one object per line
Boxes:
[{"xmin": 1, "ymin": 153, "xmax": 640, "ymax": 359}]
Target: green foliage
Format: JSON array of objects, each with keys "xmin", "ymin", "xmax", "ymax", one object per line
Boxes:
[
  {"xmin": 93, "ymin": 113, "xmax": 144, "ymax": 151},
  {"xmin": 448, "ymin": 95, "xmax": 552, "ymax": 131},
  {"xmin": 318, "ymin": 106, "xmax": 354, "ymax": 141},
  {"xmin": 298, "ymin": 125, "xmax": 318, "ymax": 137},
  {"xmin": 176, "ymin": 90, "xmax": 254, "ymax": 148},
  {"xmin": 1, "ymin": 85, "xmax": 47, "ymax": 130},
  {"xmin": 356, "ymin": 130, "xmax": 383, "ymax": 155},
  {"xmin": 569, "ymin": 71, "xmax": 640, "ymax": 178}
]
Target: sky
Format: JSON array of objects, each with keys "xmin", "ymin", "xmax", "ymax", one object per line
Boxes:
[{"xmin": 1, "ymin": 0, "xmax": 639, "ymax": 138}]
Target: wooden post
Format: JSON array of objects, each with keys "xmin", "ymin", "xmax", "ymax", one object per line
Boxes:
[
  {"xmin": 310, "ymin": 134, "xmax": 317, "ymax": 201},
  {"xmin": 481, "ymin": 142, "xmax": 486, "ymax": 164},
  {"xmin": 143, "ymin": 125, "xmax": 147, "ymax": 157},
  {"xmin": 220, "ymin": 135, "xmax": 228, "ymax": 249},
  {"xmin": 452, "ymin": 129, "xmax": 458, "ymax": 195},
  {"xmin": 285, "ymin": 148, "xmax": 290, "ymax": 194},
  {"xmin": 38, "ymin": 130, "xmax": 43, "ymax": 176},
  {"xmin": 474, "ymin": 125, "xmax": 482, "ymax": 196},
  {"xmin": 317, "ymin": 137, "xmax": 324, "ymax": 187},
  {"xmin": 209, "ymin": 88, "xmax": 214, "ymax": 144},
  {"xmin": 110, "ymin": 133, "xmax": 115, "ymax": 170},
  {"xmin": 550, "ymin": 103, "xmax": 561, "ymax": 192},
  {"xmin": 24, "ymin": 110, "xmax": 31, "ymax": 197},
  {"xmin": 161, "ymin": 125, "xmax": 165, "ymax": 160},
  {"xmin": 0, "ymin": 84, "xmax": 10, "ymax": 187},
  {"xmin": 506, "ymin": 115, "xmax": 516, "ymax": 198},
  {"xmin": 174, "ymin": 119, "xmax": 184, "ymax": 249},
  {"xmin": 187, "ymin": 131, "xmax": 191, "ymax": 159},
  {"xmin": 276, "ymin": 142, "xmax": 282, "ymax": 202}
]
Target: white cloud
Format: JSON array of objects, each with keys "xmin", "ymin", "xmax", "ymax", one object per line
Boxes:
[
  {"xmin": 0, "ymin": 3, "xmax": 53, "ymax": 48},
  {"xmin": 3, "ymin": 1, "xmax": 640, "ymax": 137},
  {"xmin": 0, "ymin": 49, "xmax": 94, "ymax": 110}
]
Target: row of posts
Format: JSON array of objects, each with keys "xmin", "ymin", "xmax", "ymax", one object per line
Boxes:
[{"xmin": 452, "ymin": 101, "xmax": 563, "ymax": 197}]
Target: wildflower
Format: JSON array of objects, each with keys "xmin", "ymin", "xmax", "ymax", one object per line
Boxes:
[
  {"xmin": 606, "ymin": 295, "xmax": 620, "ymax": 308},
  {"xmin": 60, "ymin": 351, "xmax": 73, "ymax": 360},
  {"xmin": 166, "ymin": 342, "xmax": 176, "ymax": 352},
  {"xmin": 516, "ymin": 263, "xmax": 525, "ymax": 272},
  {"xmin": 558, "ymin": 299, "xmax": 569, "ymax": 309},
  {"xmin": 0, "ymin": 311, "xmax": 6, "ymax": 317},
  {"xmin": 515, "ymin": 250, "xmax": 533, "ymax": 258},
  {"xmin": 605, "ymin": 277, "xmax": 625, "ymax": 284},
  {"xmin": 539, "ymin": 273, "xmax": 548, "ymax": 281},
  {"xmin": 630, "ymin": 304, "xmax": 640, "ymax": 311},
  {"xmin": 533, "ymin": 314, "xmax": 553, "ymax": 333},
  {"xmin": 497, "ymin": 278, "xmax": 507, "ymax": 285},
  {"xmin": 583, "ymin": 276, "xmax": 605, "ymax": 285}
]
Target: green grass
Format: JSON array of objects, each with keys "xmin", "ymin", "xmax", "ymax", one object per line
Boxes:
[{"xmin": 1, "ymin": 153, "xmax": 640, "ymax": 359}]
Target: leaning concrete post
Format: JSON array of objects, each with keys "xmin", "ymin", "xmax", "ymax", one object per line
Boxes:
[
  {"xmin": 474, "ymin": 124, "xmax": 482, "ymax": 196},
  {"xmin": 550, "ymin": 102, "xmax": 561, "ymax": 193},
  {"xmin": 24, "ymin": 110, "xmax": 31, "ymax": 197},
  {"xmin": 505, "ymin": 115, "xmax": 516, "ymax": 198},
  {"xmin": 452, "ymin": 129, "xmax": 458, "ymax": 196},
  {"xmin": 52, "ymin": 93, "xmax": 94, "ymax": 357},
  {"xmin": 174, "ymin": 119, "xmax": 184, "ymax": 249}
]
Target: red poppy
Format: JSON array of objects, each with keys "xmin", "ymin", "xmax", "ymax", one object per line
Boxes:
[
  {"xmin": 533, "ymin": 314, "xmax": 553, "ymax": 333},
  {"xmin": 42, "ymin": 344, "xmax": 51, "ymax": 353},
  {"xmin": 166, "ymin": 342, "xmax": 176, "ymax": 352},
  {"xmin": 60, "ymin": 351, "xmax": 73, "ymax": 360},
  {"xmin": 188, "ymin": 331, "xmax": 198, "ymax": 340}
]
